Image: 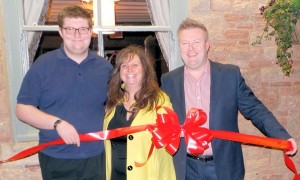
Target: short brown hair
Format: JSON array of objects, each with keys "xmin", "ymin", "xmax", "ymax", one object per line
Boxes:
[
  {"xmin": 177, "ymin": 18, "xmax": 209, "ymax": 40},
  {"xmin": 57, "ymin": 6, "xmax": 92, "ymax": 28}
]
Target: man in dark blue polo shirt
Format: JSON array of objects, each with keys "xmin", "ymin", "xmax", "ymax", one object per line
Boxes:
[{"xmin": 16, "ymin": 6, "xmax": 113, "ymax": 180}]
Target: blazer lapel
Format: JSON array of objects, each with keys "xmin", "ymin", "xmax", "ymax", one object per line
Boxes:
[
  {"xmin": 176, "ymin": 67, "xmax": 186, "ymax": 125},
  {"xmin": 209, "ymin": 61, "xmax": 222, "ymax": 130}
]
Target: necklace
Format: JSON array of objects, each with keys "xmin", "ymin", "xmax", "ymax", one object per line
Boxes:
[{"xmin": 126, "ymin": 109, "xmax": 134, "ymax": 113}]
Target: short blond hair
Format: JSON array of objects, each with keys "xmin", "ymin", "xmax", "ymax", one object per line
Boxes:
[{"xmin": 177, "ymin": 18, "xmax": 209, "ymax": 40}]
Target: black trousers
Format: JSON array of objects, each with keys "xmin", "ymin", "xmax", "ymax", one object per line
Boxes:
[{"xmin": 38, "ymin": 152, "xmax": 105, "ymax": 180}]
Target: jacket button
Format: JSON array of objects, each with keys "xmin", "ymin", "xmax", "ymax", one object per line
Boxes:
[
  {"xmin": 127, "ymin": 165, "xmax": 133, "ymax": 171},
  {"xmin": 128, "ymin": 135, "xmax": 134, "ymax": 140}
]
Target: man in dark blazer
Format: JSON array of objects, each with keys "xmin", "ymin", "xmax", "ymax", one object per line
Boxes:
[{"xmin": 161, "ymin": 18, "xmax": 297, "ymax": 180}]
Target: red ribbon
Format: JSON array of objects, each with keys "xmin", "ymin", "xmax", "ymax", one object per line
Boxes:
[
  {"xmin": 0, "ymin": 107, "xmax": 298, "ymax": 179},
  {"xmin": 0, "ymin": 125, "xmax": 147, "ymax": 163}
]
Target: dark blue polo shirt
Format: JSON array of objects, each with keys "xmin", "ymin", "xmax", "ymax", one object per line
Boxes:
[{"xmin": 17, "ymin": 45, "xmax": 113, "ymax": 159}]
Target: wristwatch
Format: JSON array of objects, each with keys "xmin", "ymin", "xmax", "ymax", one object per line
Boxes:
[{"xmin": 54, "ymin": 119, "xmax": 62, "ymax": 130}]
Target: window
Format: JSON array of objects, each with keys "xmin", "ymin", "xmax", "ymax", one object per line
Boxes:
[{"xmin": 3, "ymin": 0, "xmax": 188, "ymax": 142}]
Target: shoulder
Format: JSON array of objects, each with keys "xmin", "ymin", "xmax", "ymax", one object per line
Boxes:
[
  {"xmin": 91, "ymin": 53, "xmax": 114, "ymax": 70},
  {"xmin": 28, "ymin": 49, "xmax": 61, "ymax": 74},
  {"xmin": 210, "ymin": 60, "xmax": 241, "ymax": 78},
  {"xmin": 34, "ymin": 49, "xmax": 60, "ymax": 63},
  {"xmin": 158, "ymin": 91, "xmax": 170, "ymax": 101},
  {"xmin": 156, "ymin": 90, "xmax": 172, "ymax": 107},
  {"xmin": 210, "ymin": 60, "xmax": 239, "ymax": 72},
  {"xmin": 161, "ymin": 66, "xmax": 184, "ymax": 86},
  {"xmin": 162, "ymin": 66, "xmax": 184, "ymax": 79}
]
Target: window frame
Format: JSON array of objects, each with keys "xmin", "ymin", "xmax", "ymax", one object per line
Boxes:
[{"xmin": 3, "ymin": 0, "xmax": 188, "ymax": 142}]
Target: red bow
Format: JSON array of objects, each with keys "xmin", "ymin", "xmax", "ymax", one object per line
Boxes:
[
  {"xmin": 147, "ymin": 107, "xmax": 213, "ymax": 156},
  {"xmin": 182, "ymin": 108, "xmax": 213, "ymax": 155},
  {"xmin": 135, "ymin": 107, "xmax": 213, "ymax": 166}
]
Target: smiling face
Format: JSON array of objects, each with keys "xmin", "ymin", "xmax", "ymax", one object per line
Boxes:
[
  {"xmin": 120, "ymin": 54, "xmax": 144, "ymax": 90},
  {"xmin": 179, "ymin": 27, "xmax": 210, "ymax": 71},
  {"xmin": 58, "ymin": 17, "xmax": 92, "ymax": 62}
]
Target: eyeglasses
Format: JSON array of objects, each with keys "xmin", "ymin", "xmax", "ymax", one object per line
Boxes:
[{"xmin": 62, "ymin": 27, "xmax": 91, "ymax": 35}]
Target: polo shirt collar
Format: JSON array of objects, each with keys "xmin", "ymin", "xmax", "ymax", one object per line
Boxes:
[{"xmin": 57, "ymin": 43, "xmax": 96, "ymax": 64}]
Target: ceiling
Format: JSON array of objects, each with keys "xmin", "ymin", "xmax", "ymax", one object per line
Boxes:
[{"xmin": 45, "ymin": 0, "xmax": 151, "ymax": 25}]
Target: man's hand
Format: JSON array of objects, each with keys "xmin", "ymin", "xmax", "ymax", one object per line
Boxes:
[
  {"xmin": 285, "ymin": 138, "xmax": 298, "ymax": 156},
  {"xmin": 56, "ymin": 120, "xmax": 80, "ymax": 147}
]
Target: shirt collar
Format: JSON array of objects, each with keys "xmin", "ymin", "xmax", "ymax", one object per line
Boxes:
[
  {"xmin": 184, "ymin": 60, "xmax": 210, "ymax": 81},
  {"xmin": 58, "ymin": 44, "xmax": 96, "ymax": 64}
]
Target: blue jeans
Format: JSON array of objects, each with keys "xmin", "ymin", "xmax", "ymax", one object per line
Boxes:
[{"xmin": 186, "ymin": 156, "xmax": 218, "ymax": 180}]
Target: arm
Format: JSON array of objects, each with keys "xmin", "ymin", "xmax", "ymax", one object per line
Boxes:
[
  {"xmin": 233, "ymin": 68, "xmax": 297, "ymax": 155},
  {"xmin": 16, "ymin": 104, "xmax": 80, "ymax": 146}
]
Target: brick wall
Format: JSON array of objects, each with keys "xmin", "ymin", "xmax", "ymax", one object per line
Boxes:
[{"xmin": 189, "ymin": 0, "xmax": 300, "ymax": 179}]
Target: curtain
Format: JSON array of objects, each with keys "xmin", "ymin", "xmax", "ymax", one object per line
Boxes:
[
  {"xmin": 22, "ymin": 0, "xmax": 49, "ymax": 66},
  {"xmin": 146, "ymin": 0, "xmax": 170, "ymax": 66}
]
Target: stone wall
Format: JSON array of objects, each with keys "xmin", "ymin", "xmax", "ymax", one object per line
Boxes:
[{"xmin": 189, "ymin": 0, "xmax": 300, "ymax": 179}]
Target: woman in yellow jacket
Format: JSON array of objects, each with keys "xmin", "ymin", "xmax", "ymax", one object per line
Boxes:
[{"xmin": 104, "ymin": 45, "xmax": 176, "ymax": 180}]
